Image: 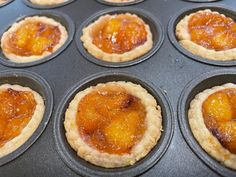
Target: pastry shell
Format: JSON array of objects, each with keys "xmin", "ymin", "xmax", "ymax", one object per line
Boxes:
[
  {"xmin": 188, "ymin": 83, "xmax": 236, "ymax": 169},
  {"xmin": 1, "ymin": 16, "xmax": 68, "ymax": 63},
  {"xmin": 81, "ymin": 13, "xmax": 153, "ymax": 62},
  {"xmin": 176, "ymin": 9, "xmax": 236, "ymax": 61},
  {"xmin": 0, "ymin": 84, "xmax": 45, "ymax": 158},
  {"xmin": 30, "ymin": 0, "xmax": 68, "ymax": 5},
  {"xmin": 64, "ymin": 81, "xmax": 162, "ymax": 168}
]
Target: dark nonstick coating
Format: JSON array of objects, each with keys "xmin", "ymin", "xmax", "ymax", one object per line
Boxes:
[
  {"xmin": 76, "ymin": 7, "xmax": 164, "ymax": 68},
  {"xmin": 0, "ymin": 10, "xmax": 75, "ymax": 68},
  {"xmin": 168, "ymin": 5, "xmax": 236, "ymax": 66},
  {"xmin": 178, "ymin": 69, "xmax": 236, "ymax": 177},
  {"xmin": 54, "ymin": 71, "xmax": 174, "ymax": 177},
  {"xmin": 0, "ymin": 69, "xmax": 53, "ymax": 166},
  {"xmin": 22, "ymin": 0, "xmax": 76, "ymax": 9},
  {"xmin": 1, "ymin": 0, "xmax": 236, "ymax": 176}
]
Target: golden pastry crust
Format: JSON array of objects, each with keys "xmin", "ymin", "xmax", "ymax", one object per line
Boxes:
[
  {"xmin": 64, "ymin": 81, "xmax": 162, "ymax": 168},
  {"xmin": 0, "ymin": 0, "xmax": 7, "ymax": 5},
  {"xmin": 188, "ymin": 83, "xmax": 236, "ymax": 170},
  {"xmin": 0, "ymin": 84, "xmax": 45, "ymax": 158},
  {"xmin": 81, "ymin": 13, "xmax": 153, "ymax": 62},
  {"xmin": 30, "ymin": 0, "xmax": 68, "ymax": 5},
  {"xmin": 1, "ymin": 16, "xmax": 68, "ymax": 63},
  {"xmin": 176, "ymin": 9, "xmax": 236, "ymax": 61}
]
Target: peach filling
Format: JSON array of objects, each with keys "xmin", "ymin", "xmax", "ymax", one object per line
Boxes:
[
  {"xmin": 3, "ymin": 20, "xmax": 61, "ymax": 56},
  {"xmin": 188, "ymin": 12, "xmax": 236, "ymax": 51},
  {"xmin": 76, "ymin": 85, "xmax": 146, "ymax": 154},
  {"xmin": 202, "ymin": 89, "xmax": 236, "ymax": 154},
  {"xmin": 0, "ymin": 88, "xmax": 36, "ymax": 147},
  {"xmin": 92, "ymin": 14, "xmax": 147, "ymax": 54}
]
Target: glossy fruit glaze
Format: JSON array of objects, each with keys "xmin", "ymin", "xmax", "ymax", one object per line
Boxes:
[{"xmin": 76, "ymin": 85, "xmax": 146, "ymax": 154}]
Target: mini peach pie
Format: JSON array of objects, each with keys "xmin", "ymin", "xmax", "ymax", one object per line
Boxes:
[
  {"xmin": 189, "ymin": 83, "xmax": 236, "ymax": 169},
  {"xmin": 64, "ymin": 81, "xmax": 162, "ymax": 168},
  {"xmin": 0, "ymin": 84, "xmax": 45, "ymax": 158},
  {"xmin": 176, "ymin": 9, "xmax": 236, "ymax": 61},
  {"xmin": 81, "ymin": 13, "xmax": 153, "ymax": 62},
  {"xmin": 30, "ymin": 0, "xmax": 69, "ymax": 6},
  {"xmin": 1, "ymin": 16, "xmax": 68, "ymax": 63}
]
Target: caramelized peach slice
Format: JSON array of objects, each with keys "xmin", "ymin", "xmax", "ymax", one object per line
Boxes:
[
  {"xmin": 0, "ymin": 89, "xmax": 36, "ymax": 147},
  {"xmin": 188, "ymin": 12, "xmax": 236, "ymax": 51},
  {"xmin": 202, "ymin": 88, "xmax": 236, "ymax": 154},
  {"xmin": 217, "ymin": 121, "xmax": 236, "ymax": 154},
  {"xmin": 203, "ymin": 92, "xmax": 232, "ymax": 123},
  {"xmin": 5, "ymin": 21, "xmax": 61, "ymax": 56},
  {"xmin": 76, "ymin": 85, "xmax": 146, "ymax": 154},
  {"xmin": 103, "ymin": 112, "xmax": 140, "ymax": 150},
  {"xmin": 92, "ymin": 14, "xmax": 147, "ymax": 54}
]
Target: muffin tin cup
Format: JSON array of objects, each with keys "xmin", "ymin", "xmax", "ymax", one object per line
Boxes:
[
  {"xmin": 0, "ymin": 69, "xmax": 53, "ymax": 166},
  {"xmin": 178, "ymin": 69, "xmax": 236, "ymax": 177},
  {"xmin": 22, "ymin": 0, "xmax": 76, "ymax": 9},
  {"xmin": 53, "ymin": 71, "xmax": 174, "ymax": 177},
  {"xmin": 95, "ymin": 0, "xmax": 145, "ymax": 6},
  {"xmin": 0, "ymin": 10, "xmax": 75, "ymax": 68},
  {"xmin": 168, "ymin": 5, "xmax": 236, "ymax": 66},
  {"xmin": 76, "ymin": 7, "xmax": 164, "ymax": 68}
]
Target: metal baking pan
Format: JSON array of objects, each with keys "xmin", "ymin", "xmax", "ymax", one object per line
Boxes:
[{"xmin": 0, "ymin": 0, "xmax": 236, "ymax": 177}]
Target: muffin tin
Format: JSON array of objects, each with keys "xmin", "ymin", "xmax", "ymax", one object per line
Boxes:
[
  {"xmin": 0, "ymin": 10, "xmax": 75, "ymax": 68},
  {"xmin": 0, "ymin": 0, "xmax": 236, "ymax": 177},
  {"xmin": 54, "ymin": 71, "xmax": 173, "ymax": 177},
  {"xmin": 0, "ymin": 69, "xmax": 53, "ymax": 166},
  {"xmin": 76, "ymin": 7, "xmax": 164, "ymax": 67}
]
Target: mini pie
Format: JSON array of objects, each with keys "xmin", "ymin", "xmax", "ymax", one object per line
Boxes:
[
  {"xmin": 81, "ymin": 13, "xmax": 153, "ymax": 62},
  {"xmin": 30, "ymin": 0, "xmax": 68, "ymax": 6},
  {"xmin": 0, "ymin": 84, "xmax": 45, "ymax": 158},
  {"xmin": 176, "ymin": 9, "xmax": 236, "ymax": 61},
  {"xmin": 189, "ymin": 83, "xmax": 236, "ymax": 169},
  {"xmin": 1, "ymin": 16, "xmax": 68, "ymax": 63},
  {"xmin": 64, "ymin": 81, "xmax": 162, "ymax": 168}
]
